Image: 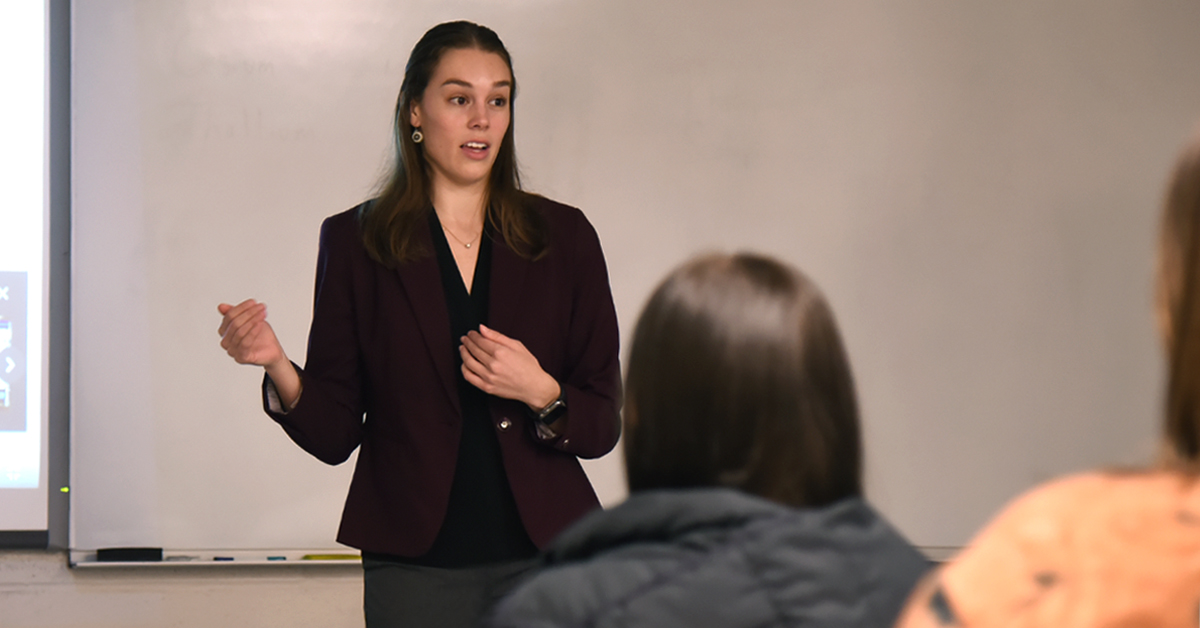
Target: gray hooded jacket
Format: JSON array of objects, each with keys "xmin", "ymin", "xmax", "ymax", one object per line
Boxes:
[{"xmin": 487, "ymin": 488, "xmax": 930, "ymax": 628}]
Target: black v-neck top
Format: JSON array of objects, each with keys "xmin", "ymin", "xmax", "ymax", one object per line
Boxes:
[{"xmin": 373, "ymin": 211, "xmax": 536, "ymax": 568}]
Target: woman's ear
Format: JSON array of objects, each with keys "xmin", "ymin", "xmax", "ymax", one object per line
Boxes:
[{"xmin": 409, "ymin": 101, "xmax": 422, "ymax": 129}]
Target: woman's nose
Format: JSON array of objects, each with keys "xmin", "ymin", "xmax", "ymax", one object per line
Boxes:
[{"xmin": 469, "ymin": 102, "xmax": 489, "ymax": 129}]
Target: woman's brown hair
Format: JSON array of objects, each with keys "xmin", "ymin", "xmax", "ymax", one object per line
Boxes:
[
  {"xmin": 623, "ymin": 253, "xmax": 863, "ymax": 508},
  {"xmin": 1158, "ymin": 129, "xmax": 1200, "ymax": 470},
  {"xmin": 359, "ymin": 21, "xmax": 547, "ymax": 266}
]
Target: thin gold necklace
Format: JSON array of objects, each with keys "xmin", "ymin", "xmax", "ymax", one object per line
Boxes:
[{"xmin": 442, "ymin": 224, "xmax": 482, "ymax": 249}]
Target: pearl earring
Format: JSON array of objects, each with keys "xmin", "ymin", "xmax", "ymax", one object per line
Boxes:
[{"xmin": 411, "ymin": 129, "xmax": 424, "ymax": 144}]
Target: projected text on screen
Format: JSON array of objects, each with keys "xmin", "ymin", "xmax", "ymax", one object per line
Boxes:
[{"xmin": 0, "ymin": 1, "xmax": 46, "ymax": 498}]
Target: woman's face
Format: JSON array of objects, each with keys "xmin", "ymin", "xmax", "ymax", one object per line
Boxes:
[{"xmin": 410, "ymin": 47, "xmax": 512, "ymax": 194}]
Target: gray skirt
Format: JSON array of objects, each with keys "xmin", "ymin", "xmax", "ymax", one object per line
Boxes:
[{"xmin": 362, "ymin": 556, "xmax": 537, "ymax": 628}]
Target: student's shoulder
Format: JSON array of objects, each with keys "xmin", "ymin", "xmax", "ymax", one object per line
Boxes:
[
  {"xmin": 993, "ymin": 469, "xmax": 1178, "ymax": 524},
  {"xmin": 943, "ymin": 471, "xmax": 1169, "ymax": 585}
]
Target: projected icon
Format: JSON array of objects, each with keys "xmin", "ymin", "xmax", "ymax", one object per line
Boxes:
[
  {"xmin": 0, "ymin": 276, "xmax": 24, "ymax": 430},
  {"xmin": 0, "ymin": 319, "xmax": 13, "ymax": 411}
]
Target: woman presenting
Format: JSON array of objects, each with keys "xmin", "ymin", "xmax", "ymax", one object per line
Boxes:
[{"xmin": 216, "ymin": 21, "xmax": 621, "ymax": 627}]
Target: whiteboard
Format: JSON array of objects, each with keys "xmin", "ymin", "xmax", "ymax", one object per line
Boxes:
[{"xmin": 71, "ymin": 0, "xmax": 1200, "ymax": 552}]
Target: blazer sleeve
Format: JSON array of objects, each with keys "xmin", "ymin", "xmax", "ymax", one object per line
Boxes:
[
  {"xmin": 261, "ymin": 212, "xmax": 365, "ymax": 465},
  {"xmin": 539, "ymin": 210, "xmax": 622, "ymax": 460}
]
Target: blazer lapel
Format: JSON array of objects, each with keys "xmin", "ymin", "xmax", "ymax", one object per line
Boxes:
[{"xmin": 394, "ymin": 219, "xmax": 460, "ymax": 416}]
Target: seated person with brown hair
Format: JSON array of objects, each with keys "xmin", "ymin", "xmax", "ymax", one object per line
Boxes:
[
  {"xmin": 894, "ymin": 127, "xmax": 1200, "ymax": 628},
  {"xmin": 487, "ymin": 252, "xmax": 930, "ymax": 628}
]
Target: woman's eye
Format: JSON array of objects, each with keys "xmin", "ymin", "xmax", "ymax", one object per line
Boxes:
[
  {"xmin": 491, "ymin": 97, "xmax": 508, "ymax": 107},
  {"xmin": 450, "ymin": 96, "xmax": 467, "ymax": 105}
]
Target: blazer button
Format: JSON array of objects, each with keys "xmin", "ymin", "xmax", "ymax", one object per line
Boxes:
[{"xmin": 498, "ymin": 418, "xmax": 512, "ymax": 431}]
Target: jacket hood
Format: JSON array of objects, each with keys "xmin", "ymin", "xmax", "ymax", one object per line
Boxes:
[{"xmin": 545, "ymin": 488, "xmax": 869, "ymax": 563}]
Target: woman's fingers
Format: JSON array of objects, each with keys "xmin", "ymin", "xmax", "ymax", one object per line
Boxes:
[
  {"xmin": 217, "ymin": 299, "xmax": 260, "ymax": 336},
  {"xmin": 227, "ymin": 308, "xmax": 266, "ymax": 349},
  {"xmin": 225, "ymin": 322, "xmax": 257, "ymax": 363},
  {"xmin": 461, "ymin": 331, "xmax": 499, "ymax": 366},
  {"xmin": 231, "ymin": 322, "xmax": 281, "ymax": 365},
  {"xmin": 460, "ymin": 344, "xmax": 500, "ymax": 395},
  {"xmin": 478, "ymin": 324, "xmax": 521, "ymax": 349},
  {"xmin": 220, "ymin": 303, "xmax": 266, "ymax": 351},
  {"xmin": 217, "ymin": 299, "xmax": 282, "ymax": 366},
  {"xmin": 461, "ymin": 360, "xmax": 488, "ymax": 391},
  {"xmin": 459, "ymin": 342, "xmax": 485, "ymax": 374}
]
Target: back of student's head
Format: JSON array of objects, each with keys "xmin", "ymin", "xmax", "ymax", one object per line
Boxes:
[
  {"xmin": 1158, "ymin": 129, "xmax": 1200, "ymax": 470},
  {"xmin": 623, "ymin": 252, "xmax": 863, "ymax": 508}
]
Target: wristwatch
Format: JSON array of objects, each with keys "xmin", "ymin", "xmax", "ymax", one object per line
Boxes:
[{"xmin": 533, "ymin": 391, "xmax": 568, "ymax": 425}]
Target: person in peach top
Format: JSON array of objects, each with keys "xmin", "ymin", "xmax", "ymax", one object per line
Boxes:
[{"xmin": 894, "ymin": 128, "xmax": 1200, "ymax": 628}]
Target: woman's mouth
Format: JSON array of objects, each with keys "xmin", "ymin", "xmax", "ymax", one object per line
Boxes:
[{"xmin": 462, "ymin": 141, "xmax": 490, "ymax": 159}]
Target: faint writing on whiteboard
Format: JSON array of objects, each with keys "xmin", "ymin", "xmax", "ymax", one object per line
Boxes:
[
  {"xmin": 173, "ymin": 55, "xmax": 278, "ymax": 79},
  {"xmin": 195, "ymin": 105, "xmax": 314, "ymax": 142}
]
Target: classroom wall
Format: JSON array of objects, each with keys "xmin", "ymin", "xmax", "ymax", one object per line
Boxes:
[{"xmin": 7, "ymin": 1, "xmax": 1200, "ymax": 626}]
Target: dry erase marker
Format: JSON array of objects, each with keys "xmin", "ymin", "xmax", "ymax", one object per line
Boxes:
[
  {"xmin": 266, "ymin": 556, "xmax": 287, "ymax": 561},
  {"xmin": 301, "ymin": 553, "xmax": 361, "ymax": 560},
  {"xmin": 213, "ymin": 556, "xmax": 234, "ymax": 561}
]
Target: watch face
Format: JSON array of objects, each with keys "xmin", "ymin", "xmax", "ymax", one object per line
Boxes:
[{"xmin": 539, "ymin": 399, "xmax": 566, "ymax": 424}]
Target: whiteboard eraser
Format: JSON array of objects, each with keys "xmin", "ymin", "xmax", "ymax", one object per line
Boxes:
[{"xmin": 96, "ymin": 547, "xmax": 163, "ymax": 562}]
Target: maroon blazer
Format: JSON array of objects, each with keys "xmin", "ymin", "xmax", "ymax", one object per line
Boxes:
[{"xmin": 263, "ymin": 197, "xmax": 622, "ymax": 557}]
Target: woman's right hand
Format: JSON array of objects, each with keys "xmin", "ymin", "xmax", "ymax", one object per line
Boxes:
[
  {"xmin": 218, "ymin": 299, "xmax": 303, "ymax": 410},
  {"xmin": 217, "ymin": 299, "xmax": 286, "ymax": 368}
]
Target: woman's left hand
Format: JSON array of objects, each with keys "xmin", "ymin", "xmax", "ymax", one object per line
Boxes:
[{"xmin": 460, "ymin": 324, "xmax": 560, "ymax": 410}]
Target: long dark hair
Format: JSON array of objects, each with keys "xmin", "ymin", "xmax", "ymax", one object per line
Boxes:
[
  {"xmin": 623, "ymin": 253, "xmax": 863, "ymax": 508},
  {"xmin": 360, "ymin": 21, "xmax": 547, "ymax": 266},
  {"xmin": 1158, "ymin": 129, "xmax": 1200, "ymax": 470}
]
